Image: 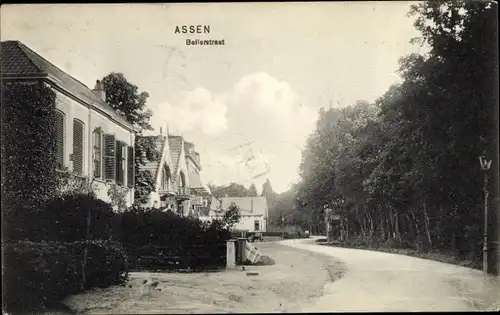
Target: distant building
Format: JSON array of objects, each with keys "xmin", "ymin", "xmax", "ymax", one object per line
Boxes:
[
  {"xmin": 220, "ymin": 196, "xmax": 269, "ymax": 232},
  {"xmin": 138, "ymin": 130, "xmax": 210, "ymax": 217}
]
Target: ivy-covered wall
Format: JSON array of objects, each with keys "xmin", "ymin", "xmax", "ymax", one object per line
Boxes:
[{"xmin": 1, "ymin": 81, "xmax": 58, "ymax": 238}]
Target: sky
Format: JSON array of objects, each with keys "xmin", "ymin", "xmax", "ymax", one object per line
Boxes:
[{"xmin": 1, "ymin": 2, "xmax": 427, "ymax": 194}]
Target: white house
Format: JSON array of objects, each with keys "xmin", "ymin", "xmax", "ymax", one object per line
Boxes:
[
  {"xmin": 1, "ymin": 40, "xmax": 137, "ymax": 207},
  {"xmin": 220, "ymin": 197, "xmax": 269, "ymax": 232}
]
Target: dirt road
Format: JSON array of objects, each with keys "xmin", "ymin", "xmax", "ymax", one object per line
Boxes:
[
  {"xmin": 281, "ymin": 237, "xmax": 500, "ymax": 312},
  {"xmin": 62, "ymin": 242, "xmax": 345, "ymax": 314}
]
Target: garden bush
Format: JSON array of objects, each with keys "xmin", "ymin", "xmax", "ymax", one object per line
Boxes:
[
  {"xmin": 118, "ymin": 207, "xmax": 230, "ymax": 246},
  {"xmin": 118, "ymin": 207, "xmax": 231, "ymax": 270},
  {"xmin": 2, "ymin": 240, "xmax": 128, "ymax": 312},
  {"xmin": 3, "ymin": 193, "xmax": 116, "ymax": 243},
  {"xmin": 262, "ymin": 231, "xmax": 285, "ymax": 237},
  {"xmin": 282, "ymin": 232, "xmax": 310, "ymax": 239},
  {"xmin": 40, "ymin": 193, "xmax": 116, "ymax": 242}
]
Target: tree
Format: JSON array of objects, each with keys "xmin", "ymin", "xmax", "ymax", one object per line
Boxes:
[
  {"xmin": 102, "ymin": 73, "xmax": 153, "ymax": 132},
  {"xmin": 101, "ymin": 73, "xmax": 158, "ymax": 205},
  {"xmin": 207, "ymin": 182, "xmax": 250, "ymax": 198},
  {"xmin": 221, "ymin": 202, "xmax": 241, "ymax": 229},
  {"xmin": 248, "ymin": 183, "xmax": 258, "ymax": 197},
  {"xmin": 261, "ymin": 178, "xmax": 277, "ymax": 207},
  {"xmin": 295, "ymin": 0, "xmax": 498, "ymax": 268}
]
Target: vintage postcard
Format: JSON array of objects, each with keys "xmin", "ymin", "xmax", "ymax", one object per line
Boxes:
[{"xmin": 1, "ymin": 1, "xmax": 499, "ymax": 314}]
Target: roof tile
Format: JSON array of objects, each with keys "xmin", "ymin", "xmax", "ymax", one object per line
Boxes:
[{"xmin": 0, "ymin": 40, "xmax": 133, "ymax": 130}]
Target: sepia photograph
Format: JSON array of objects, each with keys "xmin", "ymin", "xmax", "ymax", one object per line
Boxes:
[{"xmin": 1, "ymin": 1, "xmax": 499, "ymax": 313}]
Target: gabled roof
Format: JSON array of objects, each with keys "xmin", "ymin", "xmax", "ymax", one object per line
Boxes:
[
  {"xmin": 220, "ymin": 197, "xmax": 268, "ymax": 217},
  {"xmin": 140, "ymin": 135, "xmax": 167, "ymax": 182},
  {"xmin": 0, "ymin": 40, "xmax": 134, "ymax": 131},
  {"xmin": 188, "ymin": 171, "xmax": 211, "ymax": 195},
  {"xmin": 168, "ymin": 135, "xmax": 184, "ymax": 183}
]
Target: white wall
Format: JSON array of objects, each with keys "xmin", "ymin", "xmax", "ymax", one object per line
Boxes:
[
  {"xmin": 54, "ymin": 89, "xmax": 135, "ymax": 207},
  {"xmin": 233, "ymin": 215, "xmax": 267, "ymax": 232},
  {"xmin": 145, "ymin": 191, "xmax": 161, "ymax": 208}
]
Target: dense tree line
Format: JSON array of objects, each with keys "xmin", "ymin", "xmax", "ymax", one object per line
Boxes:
[
  {"xmin": 296, "ymin": 1, "xmax": 498, "ymax": 264},
  {"xmin": 208, "ymin": 182, "xmax": 262, "ymax": 198}
]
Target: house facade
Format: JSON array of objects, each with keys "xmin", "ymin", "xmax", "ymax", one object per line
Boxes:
[
  {"xmin": 139, "ymin": 130, "xmax": 211, "ymax": 217},
  {"xmin": 1, "ymin": 41, "xmax": 136, "ymax": 207},
  {"xmin": 220, "ymin": 197, "xmax": 269, "ymax": 232}
]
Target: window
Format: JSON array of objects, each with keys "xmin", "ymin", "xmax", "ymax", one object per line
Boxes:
[
  {"xmin": 254, "ymin": 220, "xmax": 260, "ymax": 231},
  {"xmin": 72, "ymin": 119, "xmax": 84, "ymax": 175},
  {"xmin": 127, "ymin": 146, "xmax": 135, "ymax": 188},
  {"xmin": 55, "ymin": 110, "xmax": 65, "ymax": 170},
  {"xmin": 115, "ymin": 141, "xmax": 127, "ymax": 186},
  {"xmin": 161, "ymin": 165, "xmax": 170, "ymax": 190},
  {"xmin": 93, "ymin": 128, "xmax": 103, "ymax": 178},
  {"xmin": 103, "ymin": 134, "xmax": 116, "ymax": 180}
]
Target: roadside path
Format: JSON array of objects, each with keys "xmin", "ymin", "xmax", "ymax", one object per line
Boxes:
[
  {"xmin": 61, "ymin": 242, "xmax": 344, "ymax": 314},
  {"xmin": 281, "ymin": 237, "xmax": 500, "ymax": 312}
]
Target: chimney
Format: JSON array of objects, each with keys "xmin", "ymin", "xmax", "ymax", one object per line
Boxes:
[{"xmin": 92, "ymin": 80, "xmax": 106, "ymax": 102}]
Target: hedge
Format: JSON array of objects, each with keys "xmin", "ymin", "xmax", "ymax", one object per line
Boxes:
[
  {"xmin": 2, "ymin": 240, "xmax": 128, "ymax": 312},
  {"xmin": 124, "ymin": 243, "xmax": 227, "ymax": 271},
  {"xmin": 230, "ymin": 231, "xmax": 308, "ymax": 238},
  {"xmin": 117, "ymin": 208, "xmax": 231, "ymax": 270},
  {"xmin": 117, "ymin": 207, "xmax": 231, "ymax": 246},
  {"xmin": 283, "ymin": 232, "xmax": 310, "ymax": 239},
  {"xmin": 4, "ymin": 193, "xmax": 116, "ymax": 243}
]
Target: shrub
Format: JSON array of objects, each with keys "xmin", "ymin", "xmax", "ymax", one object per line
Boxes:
[
  {"xmin": 282, "ymin": 232, "xmax": 309, "ymax": 239},
  {"xmin": 2, "ymin": 240, "xmax": 128, "ymax": 312},
  {"xmin": 118, "ymin": 208, "xmax": 231, "ymax": 270},
  {"xmin": 3, "ymin": 193, "xmax": 115, "ymax": 243},
  {"xmin": 118, "ymin": 208, "xmax": 230, "ymax": 246},
  {"xmin": 262, "ymin": 231, "xmax": 284, "ymax": 237},
  {"xmin": 82, "ymin": 240, "xmax": 129, "ymax": 288},
  {"xmin": 40, "ymin": 193, "xmax": 116, "ymax": 242},
  {"xmin": 221, "ymin": 203, "xmax": 241, "ymax": 229}
]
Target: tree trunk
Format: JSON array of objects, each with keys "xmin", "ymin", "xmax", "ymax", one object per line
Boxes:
[
  {"xmin": 340, "ymin": 219, "xmax": 346, "ymax": 242},
  {"xmin": 423, "ymin": 201, "xmax": 433, "ymax": 250},
  {"xmin": 363, "ymin": 216, "xmax": 368, "ymax": 239},
  {"xmin": 395, "ymin": 212, "xmax": 402, "ymax": 242},
  {"xmin": 409, "ymin": 208, "xmax": 422, "ymax": 251},
  {"xmin": 368, "ymin": 213, "xmax": 374, "ymax": 246},
  {"xmin": 380, "ymin": 217, "xmax": 385, "ymax": 240},
  {"xmin": 388, "ymin": 207, "xmax": 395, "ymax": 240},
  {"xmin": 356, "ymin": 206, "xmax": 366, "ymax": 238},
  {"xmin": 386, "ymin": 216, "xmax": 392, "ymax": 241}
]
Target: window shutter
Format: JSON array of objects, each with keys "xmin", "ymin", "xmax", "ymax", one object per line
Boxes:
[
  {"xmin": 93, "ymin": 130, "xmax": 102, "ymax": 178},
  {"xmin": 121, "ymin": 143, "xmax": 127, "ymax": 186},
  {"xmin": 115, "ymin": 142, "xmax": 127, "ymax": 186},
  {"xmin": 73, "ymin": 119, "xmax": 84, "ymax": 175},
  {"xmin": 103, "ymin": 134, "xmax": 116, "ymax": 180},
  {"xmin": 115, "ymin": 141, "xmax": 123, "ymax": 185},
  {"xmin": 127, "ymin": 146, "xmax": 135, "ymax": 188},
  {"xmin": 55, "ymin": 111, "xmax": 65, "ymax": 169}
]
